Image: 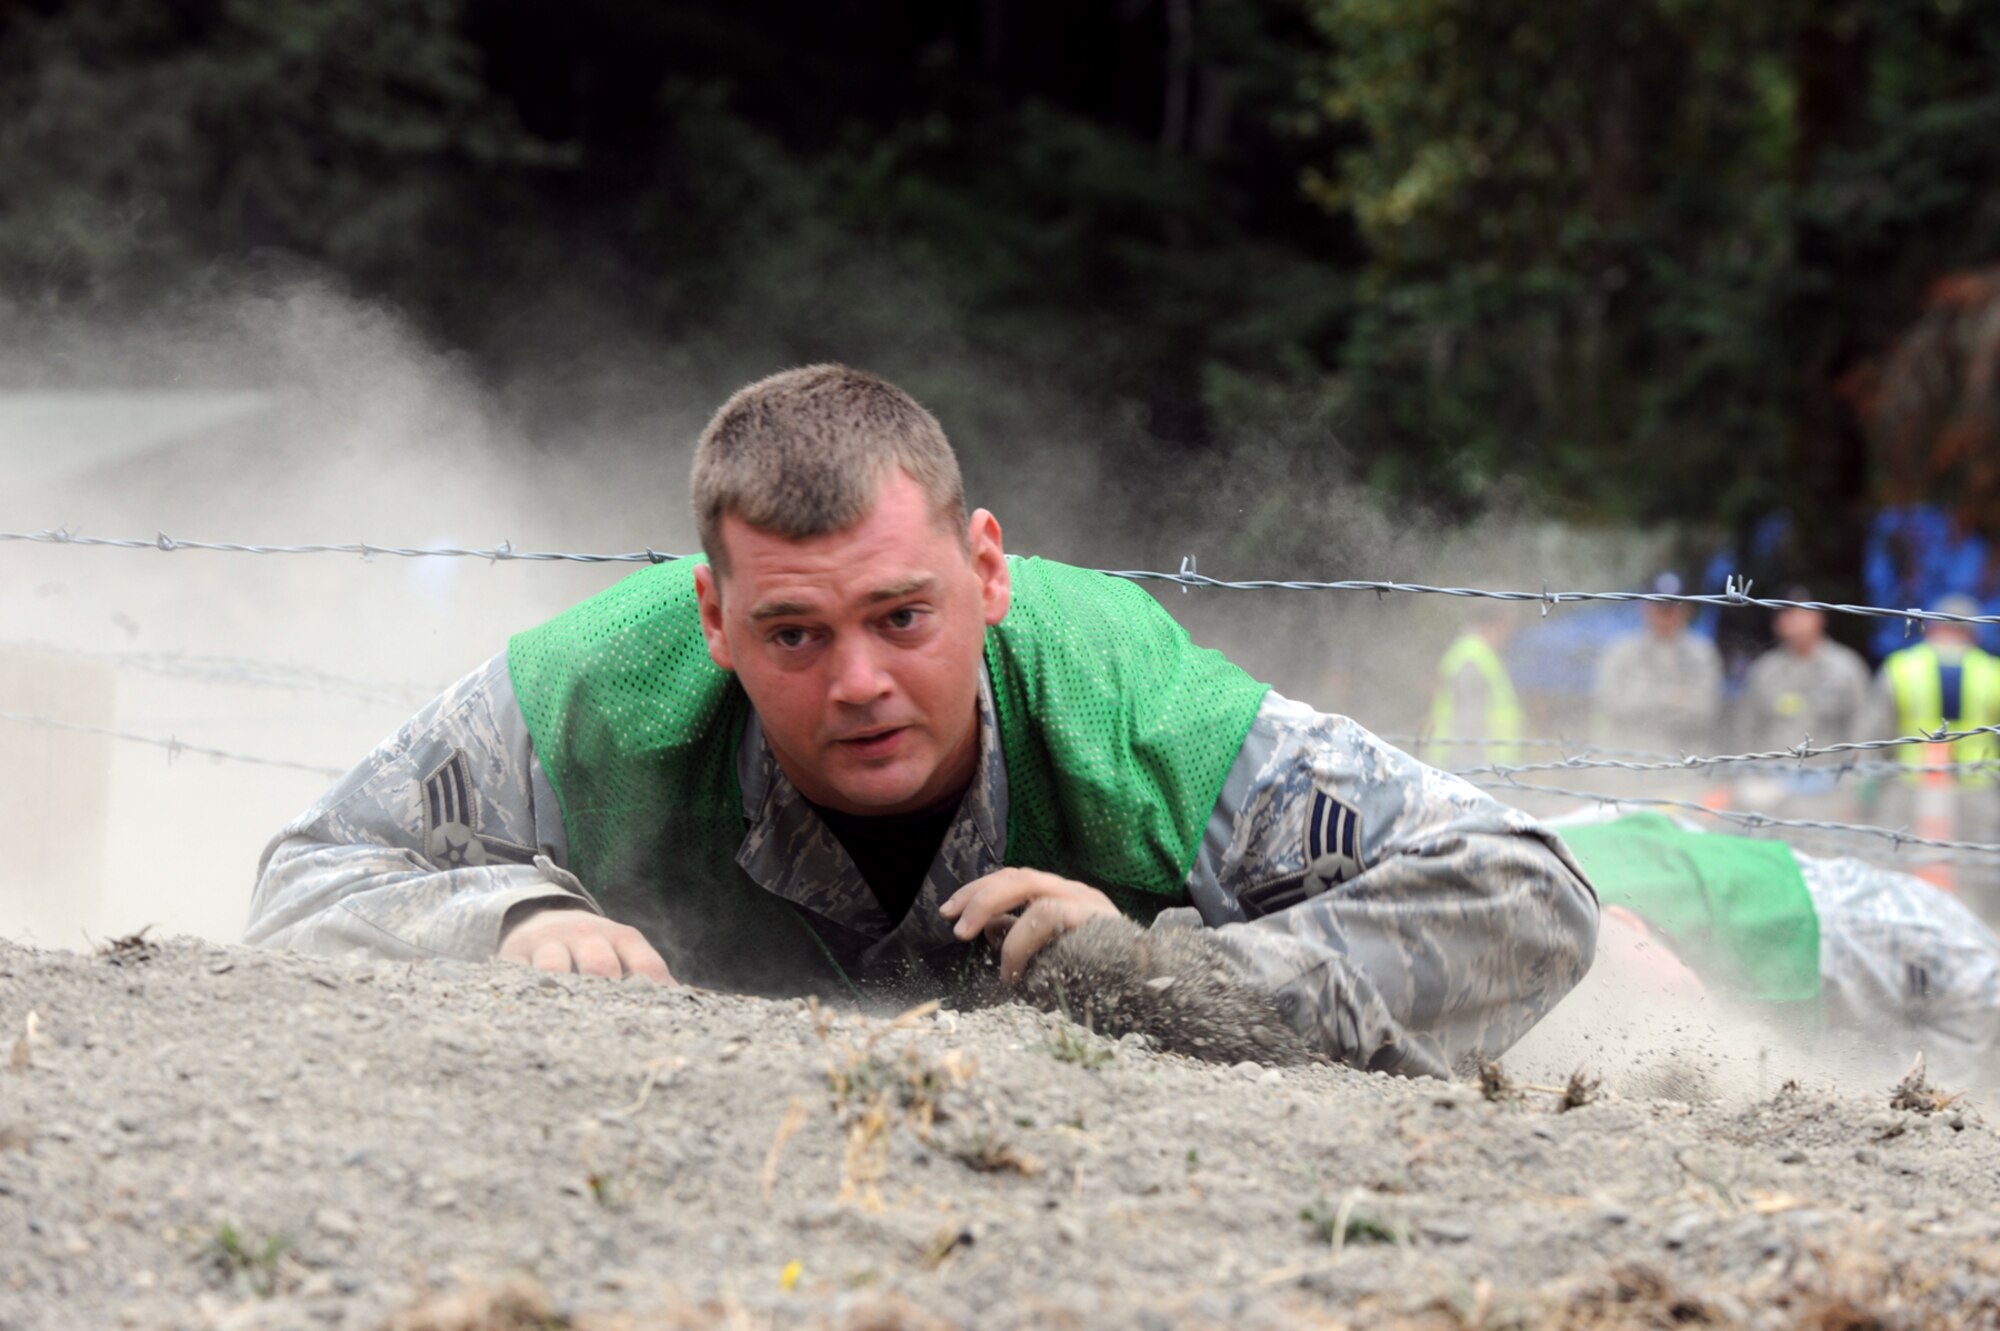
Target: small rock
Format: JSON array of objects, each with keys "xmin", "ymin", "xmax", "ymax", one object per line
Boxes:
[
  {"xmin": 1661, "ymin": 1213, "xmax": 1705, "ymax": 1249},
  {"xmin": 1258, "ymin": 1068, "xmax": 1283, "ymax": 1086},
  {"xmin": 1860, "ymin": 1111, "xmax": 1904, "ymax": 1139},
  {"xmin": 1709, "ymin": 1293, "xmax": 1751, "ymax": 1324},
  {"xmin": 1595, "ymin": 1207, "xmax": 1630, "ymax": 1227},
  {"xmin": 313, "ymin": 1209, "xmax": 358, "ymax": 1239},
  {"xmin": 1232, "ymin": 1061, "xmax": 1262, "ymax": 1080},
  {"xmin": 1854, "ymin": 1147, "xmax": 1878, "ymax": 1165},
  {"xmin": 1418, "ymin": 1220, "xmax": 1472, "ymax": 1244},
  {"xmin": 208, "ymin": 961, "xmax": 234, "ymax": 976},
  {"xmin": 1055, "ymin": 1216, "xmax": 1086, "ymax": 1245},
  {"xmin": 1778, "ymin": 1149, "xmax": 1806, "ymax": 1164}
]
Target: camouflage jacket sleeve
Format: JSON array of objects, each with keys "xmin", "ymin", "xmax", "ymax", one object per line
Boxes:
[
  {"xmin": 246, "ymin": 651, "xmax": 591, "ymax": 961},
  {"xmin": 1174, "ymin": 691, "xmax": 1599, "ymax": 1078}
]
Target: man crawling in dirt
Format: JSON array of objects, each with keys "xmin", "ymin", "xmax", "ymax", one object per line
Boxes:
[{"xmin": 247, "ymin": 365, "xmax": 1599, "ymax": 1078}]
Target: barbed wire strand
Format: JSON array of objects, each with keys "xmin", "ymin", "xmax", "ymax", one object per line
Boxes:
[
  {"xmin": 1407, "ymin": 720, "xmax": 2000, "ymax": 771},
  {"xmin": 6, "ymin": 703, "xmax": 1992, "ymax": 860},
  {"xmin": 1469, "ymin": 775, "xmax": 2000, "ymax": 858},
  {"xmin": 0, "ymin": 640, "xmax": 435, "ymax": 709},
  {"xmin": 1456, "ymin": 755, "xmax": 2000, "ymax": 781},
  {"xmin": 8, "ymin": 526, "xmax": 2000, "ymax": 631},
  {"xmin": 0, "ymin": 710, "xmax": 345, "ymax": 778}
]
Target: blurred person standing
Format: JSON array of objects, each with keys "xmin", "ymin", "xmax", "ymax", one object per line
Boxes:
[
  {"xmin": 1426, "ymin": 605, "xmax": 1524, "ymax": 769},
  {"xmin": 1591, "ymin": 572, "xmax": 1723, "ymax": 763},
  {"xmin": 1731, "ymin": 589, "xmax": 1871, "ymax": 818},
  {"xmin": 1870, "ymin": 595, "xmax": 2000, "ymax": 917},
  {"xmin": 1874, "ymin": 594, "xmax": 2000, "ymax": 767}
]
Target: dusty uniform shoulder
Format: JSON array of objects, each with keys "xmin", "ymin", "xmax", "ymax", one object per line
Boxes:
[
  {"xmin": 247, "ymin": 652, "xmax": 584, "ymax": 961},
  {"xmin": 1177, "ymin": 692, "xmax": 1598, "ymax": 1077}
]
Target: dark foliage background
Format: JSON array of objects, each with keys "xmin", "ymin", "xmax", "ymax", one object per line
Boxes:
[{"xmin": 4, "ymin": 0, "xmax": 1997, "ymax": 584}]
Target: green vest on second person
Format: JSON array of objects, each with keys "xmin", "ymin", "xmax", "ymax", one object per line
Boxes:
[
  {"xmin": 503, "ymin": 556, "xmax": 1271, "ymax": 994},
  {"xmin": 1883, "ymin": 641, "xmax": 2000, "ymax": 782},
  {"xmin": 1428, "ymin": 632, "xmax": 1525, "ymax": 766},
  {"xmin": 1559, "ymin": 812, "xmax": 1820, "ymax": 1009}
]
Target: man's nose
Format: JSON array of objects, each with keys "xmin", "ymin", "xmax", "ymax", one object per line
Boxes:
[{"xmin": 826, "ymin": 636, "xmax": 892, "ymax": 706}]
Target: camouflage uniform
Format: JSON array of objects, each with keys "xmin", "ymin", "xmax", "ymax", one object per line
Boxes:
[
  {"xmin": 1591, "ymin": 629, "xmax": 1723, "ymax": 757},
  {"xmin": 1736, "ymin": 639, "xmax": 1872, "ymax": 756},
  {"xmin": 251, "ymin": 654, "xmax": 1599, "ymax": 1079},
  {"xmin": 1795, "ymin": 851, "xmax": 2000, "ymax": 1079},
  {"xmin": 1731, "ymin": 639, "xmax": 1873, "ymax": 820}
]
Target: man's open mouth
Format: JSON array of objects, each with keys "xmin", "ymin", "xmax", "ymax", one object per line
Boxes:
[{"xmin": 836, "ymin": 726, "xmax": 908, "ymax": 754}]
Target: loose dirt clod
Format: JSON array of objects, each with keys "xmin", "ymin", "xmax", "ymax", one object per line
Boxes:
[
  {"xmin": 95, "ymin": 927, "xmax": 159, "ymax": 966},
  {"xmin": 387, "ymin": 1278, "xmax": 569, "ymax": 1331},
  {"xmin": 1018, "ymin": 916, "xmax": 1313, "ymax": 1066},
  {"xmin": 1559, "ymin": 1069, "xmax": 1602, "ymax": 1112},
  {"xmin": 1888, "ymin": 1051, "xmax": 1962, "ymax": 1116},
  {"xmin": 1477, "ymin": 1060, "xmax": 1519, "ymax": 1105}
]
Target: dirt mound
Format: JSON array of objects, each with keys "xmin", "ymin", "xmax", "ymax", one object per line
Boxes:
[{"xmin": 4, "ymin": 937, "xmax": 2000, "ymax": 1329}]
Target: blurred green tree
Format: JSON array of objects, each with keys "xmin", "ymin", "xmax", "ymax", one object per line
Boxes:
[{"xmin": 1304, "ymin": 0, "xmax": 2000, "ymax": 562}]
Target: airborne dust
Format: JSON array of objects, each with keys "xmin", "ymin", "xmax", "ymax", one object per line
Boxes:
[{"xmin": 0, "ymin": 285, "xmax": 1920, "ymax": 1106}]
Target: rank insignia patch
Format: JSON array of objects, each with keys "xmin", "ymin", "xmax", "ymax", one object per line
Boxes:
[
  {"xmin": 1305, "ymin": 786, "xmax": 1366, "ymax": 888},
  {"xmin": 421, "ymin": 750, "xmax": 538, "ymax": 869}
]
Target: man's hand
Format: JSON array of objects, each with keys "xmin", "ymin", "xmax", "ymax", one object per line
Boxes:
[
  {"xmin": 499, "ymin": 908, "xmax": 674, "ymax": 983},
  {"xmin": 939, "ymin": 869, "xmax": 1121, "ymax": 984}
]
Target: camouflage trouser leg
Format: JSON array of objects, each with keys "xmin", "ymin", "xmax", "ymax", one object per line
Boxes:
[{"xmin": 1802, "ymin": 852, "xmax": 2000, "ymax": 1083}]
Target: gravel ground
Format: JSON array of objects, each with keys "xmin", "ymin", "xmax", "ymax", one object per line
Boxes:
[{"xmin": 4, "ymin": 935, "xmax": 2000, "ymax": 1330}]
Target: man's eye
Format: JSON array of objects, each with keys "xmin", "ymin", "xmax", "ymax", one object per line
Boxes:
[
  {"xmin": 771, "ymin": 627, "xmax": 810, "ymax": 649},
  {"xmin": 885, "ymin": 608, "xmax": 923, "ymax": 630}
]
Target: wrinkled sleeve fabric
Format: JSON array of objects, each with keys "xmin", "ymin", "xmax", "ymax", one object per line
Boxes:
[
  {"xmin": 247, "ymin": 651, "xmax": 592, "ymax": 962},
  {"xmin": 1176, "ymin": 691, "xmax": 1599, "ymax": 1078}
]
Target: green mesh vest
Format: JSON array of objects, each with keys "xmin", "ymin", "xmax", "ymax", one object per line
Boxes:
[
  {"xmin": 1558, "ymin": 812, "xmax": 1820, "ymax": 1006},
  {"xmin": 506, "ymin": 555, "xmax": 1269, "ymax": 992}
]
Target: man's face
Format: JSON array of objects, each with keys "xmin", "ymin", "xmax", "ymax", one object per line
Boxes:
[
  {"xmin": 694, "ymin": 471, "xmax": 1011, "ymax": 816},
  {"xmin": 1774, "ymin": 606, "xmax": 1823, "ymax": 653},
  {"xmin": 1642, "ymin": 602, "xmax": 1690, "ymax": 640}
]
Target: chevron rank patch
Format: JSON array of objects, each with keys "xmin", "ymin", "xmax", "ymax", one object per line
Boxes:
[
  {"xmin": 421, "ymin": 749, "xmax": 538, "ymax": 870},
  {"xmin": 1305, "ymin": 785, "xmax": 1366, "ymax": 888}
]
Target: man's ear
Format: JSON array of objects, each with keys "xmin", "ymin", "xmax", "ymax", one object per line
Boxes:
[
  {"xmin": 968, "ymin": 508, "xmax": 1011, "ymax": 626},
  {"xmin": 693, "ymin": 563, "xmax": 734, "ymax": 672}
]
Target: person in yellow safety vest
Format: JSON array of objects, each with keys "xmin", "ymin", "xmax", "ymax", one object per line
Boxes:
[
  {"xmin": 1427, "ymin": 605, "xmax": 1524, "ymax": 768},
  {"xmin": 1875, "ymin": 592, "xmax": 2000, "ymax": 786}
]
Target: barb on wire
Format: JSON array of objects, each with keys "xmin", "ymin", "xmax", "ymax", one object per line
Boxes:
[
  {"xmin": 10, "ymin": 526, "xmax": 2000, "ymax": 630},
  {"xmin": 0, "ymin": 709, "xmax": 345, "ymax": 778},
  {"xmin": 1468, "ymin": 775, "xmax": 2000, "ymax": 858}
]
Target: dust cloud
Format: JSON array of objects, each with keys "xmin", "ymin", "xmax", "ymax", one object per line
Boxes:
[
  {"xmin": 1, "ymin": 284, "xmax": 705, "ymax": 947},
  {"xmin": 2, "ymin": 282, "xmax": 1954, "ymax": 1111}
]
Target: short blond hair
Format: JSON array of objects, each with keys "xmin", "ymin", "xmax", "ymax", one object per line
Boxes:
[{"xmin": 691, "ymin": 364, "xmax": 966, "ymax": 576}]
